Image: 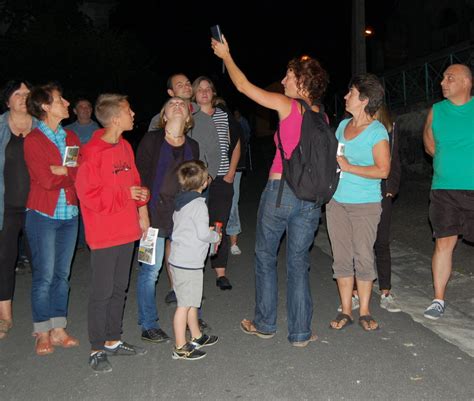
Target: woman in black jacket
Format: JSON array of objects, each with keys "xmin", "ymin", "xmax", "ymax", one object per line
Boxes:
[{"xmin": 135, "ymin": 97, "xmax": 199, "ymax": 343}]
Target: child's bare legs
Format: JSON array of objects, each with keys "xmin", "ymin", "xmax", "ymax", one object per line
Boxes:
[{"xmin": 174, "ymin": 306, "xmax": 201, "ymax": 348}]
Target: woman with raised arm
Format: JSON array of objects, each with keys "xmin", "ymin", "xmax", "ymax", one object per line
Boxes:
[{"xmin": 212, "ymin": 37, "xmax": 329, "ymax": 347}]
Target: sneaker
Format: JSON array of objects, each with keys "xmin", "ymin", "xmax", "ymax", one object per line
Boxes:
[
  {"xmin": 337, "ymin": 295, "xmax": 360, "ymax": 312},
  {"xmin": 172, "ymin": 342, "xmax": 206, "ymax": 360},
  {"xmin": 380, "ymin": 293, "xmax": 401, "ymax": 312},
  {"xmin": 104, "ymin": 341, "xmax": 147, "ymax": 356},
  {"xmin": 89, "ymin": 351, "xmax": 112, "ymax": 373},
  {"xmin": 15, "ymin": 262, "xmax": 31, "ymax": 275},
  {"xmin": 216, "ymin": 276, "xmax": 232, "ymax": 290},
  {"xmin": 141, "ymin": 328, "xmax": 170, "ymax": 343},
  {"xmin": 199, "ymin": 318, "xmax": 210, "ymax": 331},
  {"xmin": 191, "ymin": 333, "xmax": 218, "ymax": 349},
  {"xmin": 165, "ymin": 290, "xmax": 177, "ymax": 304},
  {"xmin": 424, "ymin": 300, "xmax": 445, "ymax": 320},
  {"xmin": 230, "ymin": 244, "xmax": 242, "ymax": 255}
]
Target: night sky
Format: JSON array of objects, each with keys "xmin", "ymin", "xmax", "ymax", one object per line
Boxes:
[
  {"xmin": 0, "ymin": 0, "xmax": 399, "ymax": 126},
  {"xmin": 106, "ymin": 0, "xmax": 399, "ymax": 116}
]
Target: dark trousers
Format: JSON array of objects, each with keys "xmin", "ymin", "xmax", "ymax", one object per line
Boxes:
[
  {"xmin": 374, "ymin": 196, "xmax": 393, "ymax": 291},
  {"xmin": 88, "ymin": 242, "xmax": 134, "ymax": 350},
  {"xmin": 208, "ymin": 176, "xmax": 234, "ymax": 269},
  {"xmin": 0, "ymin": 209, "xmax": 25, "ymax": 300}
]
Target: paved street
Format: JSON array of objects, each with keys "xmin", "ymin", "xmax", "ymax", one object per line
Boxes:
[{"xmin": 1, "ymin": 153, "xmax": 473, "ymax": 401}]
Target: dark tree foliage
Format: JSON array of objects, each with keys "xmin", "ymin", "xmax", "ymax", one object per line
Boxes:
[{"xmin": 0, "ymin": 0, "xmax": 161, "ymax": 128}]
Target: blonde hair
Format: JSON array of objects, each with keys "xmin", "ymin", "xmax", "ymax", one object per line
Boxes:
[
  {"xmin": 177, "ymin": 160, "xmax": 208, "ymax": 191},
  {"xmin": 95, "ymin": 94, "xmax": 128, "ymax": 127},
  {"xmin": 153, "ymin": 97, "xmax": 193, "ymax": 132},
  {"xmin": 374, "ymin": 104, "xmax": 393, "ymax": 133}
]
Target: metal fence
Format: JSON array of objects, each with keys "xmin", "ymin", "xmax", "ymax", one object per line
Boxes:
[{"xmin": 326, "ymin": 42, "xmax": 474, "ymax": 122}]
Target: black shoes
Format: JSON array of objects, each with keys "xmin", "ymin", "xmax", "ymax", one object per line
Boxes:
[
  {"xmin": 191, "ymin": 333, "xmax": 219, "ymax": 349},
  {"xmin": 104, "ymin": 341, "xmax": 147, "ymax": 356},
  {"xmin": 198, "ymin": 318, "xmax": 210, "ymax": 331},
  {"xmin": 216, "ymin": 276, "xmax": 232, "ymax": 290},
  {"xmin": 165, "ymin": 290, "xmax": 177, "ymax": 304},
  {"xmin": 141, "ymin": 328, "xmax": 170, "ymax": 343},
  {"xmin": 89, "ymin": 351, "xmax": 112, "ymax": 373},
  {"xmin": 172, "ymin": 342, "xmax": 206, "ymax": 361}
]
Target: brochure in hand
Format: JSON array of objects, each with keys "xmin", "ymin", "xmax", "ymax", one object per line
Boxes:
[
  {"xmin": 62, "ymin": 146, "xmax": 79, "ymax": 167},
  {"xmin": 138, "ymin": 227, "xmax": 159, "ymax": 265}
]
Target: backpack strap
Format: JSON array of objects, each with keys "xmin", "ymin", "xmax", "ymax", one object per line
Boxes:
[{"xmin": 276, "ymin": 124, "xmax": 285, "ymax": 208}]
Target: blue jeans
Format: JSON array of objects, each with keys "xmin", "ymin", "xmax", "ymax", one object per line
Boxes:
[
  {"xmin": 137, "ymin": 237, "xmax": 165, "ymax": 330},
  {"xmin": 253, "ymin": 180, "xmax": 320, "ymax": 343},
  {"xmin": 25, "ymin": 211, "xmax": 78, "ymax": 333},
  {"xmin": 226, "ymin": 171, "xmax": 242, "ymax": 236}
]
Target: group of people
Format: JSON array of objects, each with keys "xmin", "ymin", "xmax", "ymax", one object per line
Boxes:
[
  {"xmin": 0, "ymin": 34, "xmax": 472, "ymax": 372},
  {"xmin": 210, "ymin": 38, "xmax": 473, "ymax": 338}
]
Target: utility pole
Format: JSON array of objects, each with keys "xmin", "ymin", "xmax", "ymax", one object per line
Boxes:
[{"xmin": 352, "ymin": 0, "xmax": 366, "ymax": 75}]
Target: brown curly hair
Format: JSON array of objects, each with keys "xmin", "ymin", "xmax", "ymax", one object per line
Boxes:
[{"xmin": 287, "ymin": 56, "xmax": 329, "ymax": 104}]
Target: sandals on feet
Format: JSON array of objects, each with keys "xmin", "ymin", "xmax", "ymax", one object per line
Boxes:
[
  {"xmin": 240, "ymin": 319, "xmax": 275, "ymax": 339},
  {"xmin": 50, "ymin": 334, "xmax": 80, "ymax": 348},
  {"xmin": 359, "ymin": 315, "xmax": 379, "ymax": 331},
  {"xmin": 329, "ymin": 313, "xmax": 353, "ymax": 330},
  {"xmin": 35, "ymin": 334, "xmax": 54, "ymax": 356}
]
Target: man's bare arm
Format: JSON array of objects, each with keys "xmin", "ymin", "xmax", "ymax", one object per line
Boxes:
[{"xmin": 423, "ymin": 108, "xmax": 435, "ymax": 157}]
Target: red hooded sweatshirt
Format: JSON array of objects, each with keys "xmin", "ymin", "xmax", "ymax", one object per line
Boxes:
[{"xmin": 75, "ymin": 129, "xmax": 147, "ymax": 250}]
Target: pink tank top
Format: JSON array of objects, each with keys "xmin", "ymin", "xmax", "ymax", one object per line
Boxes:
[{"xmin": 269, "ymin": 99, "xmax": 303, "ymax": 175}]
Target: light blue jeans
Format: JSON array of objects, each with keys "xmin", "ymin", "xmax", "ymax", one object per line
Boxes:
[
  {"xmin": 226, "ymin": 171, "xmax": 242, "ymax": 236},
  {"xmin": 253, "ymin": 180, "xmax": 320, "ymax": 343},
  {"xmin": 136, "ymin": 237, "xmax": 166, "ymax": 330}
]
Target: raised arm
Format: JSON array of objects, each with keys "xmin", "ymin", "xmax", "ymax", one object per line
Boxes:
[
  {"xmin": 423, "ymin": 108, "xmax": 435, "ymax": 157},
  {"xmin": 212, "ymin": 36, "xmax": 291, "ymax": 118}
]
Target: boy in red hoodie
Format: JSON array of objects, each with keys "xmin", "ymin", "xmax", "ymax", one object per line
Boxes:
[{"xmin": 75, "ymin": 94, "xmax": 149, "ymax": 373}]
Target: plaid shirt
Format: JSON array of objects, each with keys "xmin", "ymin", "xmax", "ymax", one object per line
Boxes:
[{"xmin": 35, "ymin": 121, "xmax": 78, "ymax": 220}]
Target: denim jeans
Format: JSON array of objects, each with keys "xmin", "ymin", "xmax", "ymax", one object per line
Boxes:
[
  {"xmin": 226, "ymin": 171, "xmax": 242, "ymax": 236},
  {"xmin": 25, "ymin": 211, "xmax": 78, "ymax": 333},
  {"xmin": 254, "ymin": 180, "xmax": 320, "ymax": 343},
  {"xmin": 136, "ymin": 237, "xmax": 165, "ymax": 330}
]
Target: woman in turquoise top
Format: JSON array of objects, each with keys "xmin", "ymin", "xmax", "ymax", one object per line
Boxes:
[{"xmin": 327, "ymin": 74, "xmax": 390, "ymax": 331}]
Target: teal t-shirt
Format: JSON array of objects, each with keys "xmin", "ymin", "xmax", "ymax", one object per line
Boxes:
[
  {"xmin": 431, "ymin": 98, "xmax": 474, "ymax": 190},
  {"xmin": 332, "ymin": 118, "xmax": 389, "ymax": 204}
]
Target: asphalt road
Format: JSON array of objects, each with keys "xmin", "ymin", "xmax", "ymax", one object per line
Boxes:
[{"xmin": 1, "ymin": 154, "xmax": 473, "ymax": 401}]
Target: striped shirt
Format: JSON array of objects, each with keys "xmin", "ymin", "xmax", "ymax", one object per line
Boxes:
[
  {"xmin": 34, "ymin": 121, "xmax": 78, "ymax": 220},
  {"xmin": 212, "ymin": 108, "xmax": 230, "ymax": 176}
]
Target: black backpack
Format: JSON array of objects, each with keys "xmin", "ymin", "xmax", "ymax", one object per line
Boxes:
[{"xmin": 276, "ymin": 99, "xmax": 340, "ymax": 207}]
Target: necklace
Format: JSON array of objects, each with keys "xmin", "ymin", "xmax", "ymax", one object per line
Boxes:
[
  {"xmin": 9, "ymin": 115, "xmax": 32, "ymax": 136},
  {"xmin": 165, "ymin": 129, "xmax": 184, "ymax": 139}
]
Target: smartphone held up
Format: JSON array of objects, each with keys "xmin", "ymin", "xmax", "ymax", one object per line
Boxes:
[{"xmin": 211, "ymin": 24, "xmax": 226, "ymax": 74}]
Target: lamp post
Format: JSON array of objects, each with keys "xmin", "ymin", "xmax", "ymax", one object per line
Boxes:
[{"xmin": 352, "ymin": 0, "xmax": 367, "ymax": 75}]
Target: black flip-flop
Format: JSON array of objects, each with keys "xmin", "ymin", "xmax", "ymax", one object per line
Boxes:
[
  {"xmin": 329, "ymin": 313, "xmax": 353, "ymax": 330},
  {"xmin": 359, "ymin": 315, "xmax": 379, "ymax": 331}
]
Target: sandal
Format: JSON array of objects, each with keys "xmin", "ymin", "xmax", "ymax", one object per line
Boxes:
[
  {"xmin": 35, "ymin": 334, "xmax": 54, "ymax": 356},
  {"xmin": 50, "ymin": 333, "xmax": 80, "ymax": 348},
  {"xmin": 329, "ymin": 313, "xmax": 353, "ymax": 330},
  {"xmin": 240, "ymin": 319, "xmax": 275, "ymax": 339},
  {"xmin": 358, "ymin": 315, "xmax": 379, "ymax": 331},
  {"xmin": 0, "ymin": 320, "xmax": 13, "ymax": 339}
]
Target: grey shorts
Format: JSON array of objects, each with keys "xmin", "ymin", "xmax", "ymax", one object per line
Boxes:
[
  {"xmin": 170, "ymin": 265, "xmax": 203, "ymax": 308},
  {"xmin": 326, "ymin": 199, "xmax": 382, "ymax": 281}
]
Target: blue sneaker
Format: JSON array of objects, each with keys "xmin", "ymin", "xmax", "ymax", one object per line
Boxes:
[{"xmin": 424, "ymin": 300, "xmax": 445, "ymax": 320}]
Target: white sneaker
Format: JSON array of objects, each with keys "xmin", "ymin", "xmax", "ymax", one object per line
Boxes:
[
  {"xmin": 380, "ymin": 293, "xmax": 401, "ymax": 312},
  {"xmin": 230, "ymin": 244, "xmax": 242, "ymax": 255},
  {"xmin": 337, "ymin": 295, "xmax": 360, "ymax": 312}
]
